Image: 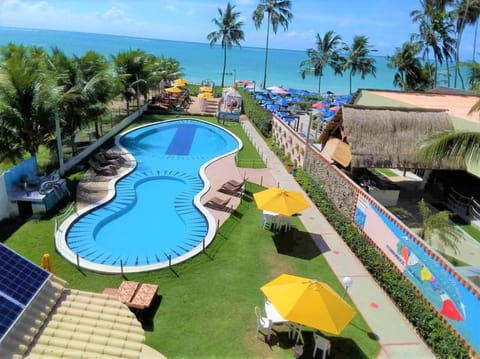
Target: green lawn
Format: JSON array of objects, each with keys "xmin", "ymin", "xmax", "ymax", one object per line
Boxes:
[
  {"xmin": 5, "ymin": 183, "xmax": 379, "ymax": 358},
  {"xmin": 374, "ymin": 168, "xmax": 398, "ymax": 177}
]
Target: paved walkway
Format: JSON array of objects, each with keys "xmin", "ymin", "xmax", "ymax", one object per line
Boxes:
[{"xmin": 239, "ymin": 119, "xmax": 435, "ymax": 359}]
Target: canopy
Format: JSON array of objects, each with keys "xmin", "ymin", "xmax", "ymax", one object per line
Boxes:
[
  {"xmin": 165, "ymin": 86, "xmax": 183, "ymax": 93},
  {"xmin": 260, "ymin": 274, "xmax": 356, "ymax": 335},
  {"xmin": 253, "ymin": 187, "xmax": 310, "ymax": 216},
  {"xmin": 198, "ymin": 92, "xmax": 213, "ymax": 99},
  {"xmin": 173, "ymin": 79, "xmax": 187, "ymax": 87},
  {"xmin": 199, "ymin": 86, "xmax": 212, "ymax": 92}
]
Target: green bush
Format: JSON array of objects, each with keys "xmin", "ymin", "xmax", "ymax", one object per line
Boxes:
[
  {"xmin": 239, "ymin": 89, "xmax": 271, "ymax": 137},
  {"xmin": 295, "ymin": 169, "xmax": 470, "ymax": 358}
]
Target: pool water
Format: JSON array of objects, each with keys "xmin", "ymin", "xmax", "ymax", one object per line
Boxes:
[{"xmin": 64, "ymin": 119, "xmax": 241, "ymax": 272}]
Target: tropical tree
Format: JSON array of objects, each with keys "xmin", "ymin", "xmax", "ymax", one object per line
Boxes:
[
  {"xmin": 299, "ymin": 31, "xmax": 346, "ymax": 94},
  {"xmin": 453, "ymin": 0, "xmax": 480, "ymax": 88},
  {"xmin": 252, "ymin": 0, "xmax": 293, "ymax": 88},
  {"xmin": 207, "ymin": 2, "xmax": 245, "ymax": 88},
  {"xmin": 342, "ymin": 36, "xmax": 377, "ymax": 93},
  {"xmin": 388, "ymin": 37, "xmax": 433, "ymax": 90},
  {"xmin": 112, "ymin": 49, "xmax": 150, "ymax": 114},
  {"xmin": 0, "ymin": 44, "xmax": 59, "ymax": 161},
  {"xmin": 411, "ymin": 1, "xmax": 449, "ymax": 87},
  {"xmin": 417, "ymin": 199, "xmax": 463, "ymax": 252}
]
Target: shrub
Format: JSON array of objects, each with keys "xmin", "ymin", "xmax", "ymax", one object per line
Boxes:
[
  {"xmin": 239, "ymin": 89, "xmax": 272, "ymax": 137},
  {"xmin": 295, "ymin": 169, "xmax": 470, "ymax": 358}
]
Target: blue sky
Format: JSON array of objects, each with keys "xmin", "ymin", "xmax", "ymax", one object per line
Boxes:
[{"xmin": 0, "ymin": 0, "xmax": 476, "ymax": 58}]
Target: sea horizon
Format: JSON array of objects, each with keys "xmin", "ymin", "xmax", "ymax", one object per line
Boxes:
[{"xmin": 0, "ymin": 26, "xmax": 460, "ymax": 95}]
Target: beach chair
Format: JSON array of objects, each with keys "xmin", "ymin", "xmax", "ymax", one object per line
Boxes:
[
  {"xmin": 313, "ymin": 331, "xmax": 331, "ymax": 359},
  {"xmin": 219, "ymin": 179, "xmax": 245, "ymax": 195},
  {"xmin": 88, "ymin": 158, "xmax": 117, "ymax": 176},
  {"xmin": 205, "ymin": 196, "xmax": 231, "ymax": 210},
  {"xmin": 93, "ymin": 152, "xmax": 121, "ymax": 168},
  {"xmin": 255, "ymin": 306, "xmax": 273, "ymax": 342}
]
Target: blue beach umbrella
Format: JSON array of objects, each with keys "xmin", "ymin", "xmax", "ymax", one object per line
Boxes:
[
  {"xmin": 275, "ymin": 98, "xmax": 289, "ymax": 107},
  {"xmin": 282, "ymin": 117, "xmax": 296, "ymax": 124}
]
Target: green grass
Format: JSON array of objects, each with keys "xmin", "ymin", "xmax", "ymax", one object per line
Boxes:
[
  {"xmin": 374, "ymin": 168, "xmax": 398, "ymax": 177},
  {"xmin": 458, "ymin": 223, "xmax": 480, "ymax": 244},
  {"xmin": 5, "ymin": 183, "xmax": 379, "ymax": 358}
]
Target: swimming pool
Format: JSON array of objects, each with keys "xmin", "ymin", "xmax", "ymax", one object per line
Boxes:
[{"xmin": 56, "ymin": 119, "xmax": 242, "ymax": 273}]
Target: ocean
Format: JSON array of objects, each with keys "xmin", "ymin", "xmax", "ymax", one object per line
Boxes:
[{"xmin": 0, "ymin": 26, "xmax": 404, "ymax": 94}]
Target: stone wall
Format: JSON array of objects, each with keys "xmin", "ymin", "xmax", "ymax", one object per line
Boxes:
[{"xmin": 304, "ymin": 147, "xmax": 357, "ymax": 217}]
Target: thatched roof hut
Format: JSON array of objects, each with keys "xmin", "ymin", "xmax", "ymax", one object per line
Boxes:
[{"xmin": 320, "ymin": 104, "xmax": 464, "ymax": 170}]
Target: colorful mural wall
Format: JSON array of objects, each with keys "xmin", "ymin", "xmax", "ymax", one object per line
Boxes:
[{"xmin": 353, "ymin": 192, "xmax": 480, "ymax": 354}]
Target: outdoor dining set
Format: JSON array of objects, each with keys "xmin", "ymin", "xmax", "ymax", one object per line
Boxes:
[{"xmin": 255, "ymin": 274, "xmax": 357, "ymax": 359}]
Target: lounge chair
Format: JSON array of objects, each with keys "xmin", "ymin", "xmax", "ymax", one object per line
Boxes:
[
  {"xmin": 205, "ymin": 196, "xmax": 231, "ymax": 210},
  {"xmin": 103, "ymin": 280, "xmax": 158, "ymax": 310},
  {"xmin": 225, "ymin": 178, "xmax": 246, "ymax": 188},
  {"xmin": 100, "ymin": 149, "xmax": 126, "ymax": 164},
  {"xmin": 88, "ymin": 158, "xmax": 117, "ymax": 176},
  {"xmin": 93, "ymin": 152, "xmax": 121, "ymax": 168},
  {"xmin": 219, "ymin": 180, "xmax": 245, "ymax": 195}
]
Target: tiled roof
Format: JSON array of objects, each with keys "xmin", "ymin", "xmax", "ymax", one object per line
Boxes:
[{"xmin": 0, "ymin": 276, "xmax": 145, "ymax": 359}]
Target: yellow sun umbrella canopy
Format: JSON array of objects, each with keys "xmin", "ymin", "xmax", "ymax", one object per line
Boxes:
[
  {"xmin": 199, "ymin": 86, "xmax": 213, "ymax": 92},
  {"xmin": 165, "ymin": 86, "xmax": 183, "ymax": 93},
  {"xmin": 198, "ymin": 92, "xmax": 213, "ymax": 99},
  {"xmin": 260, "ymin": 274, "xmax": 356, "ymax": 335},
  {"xmin": 173, "ymin": 78, "xmax": 187, "ymax": 87},
  {"xmin": 41, "ymin": 253, "xmax": 55, "ymax": 274},
  {"xmin": 253, "ymin": 187, "xmax": 310, "ymax": 216}
]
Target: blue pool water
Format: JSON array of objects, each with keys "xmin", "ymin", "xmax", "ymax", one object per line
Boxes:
[{"xmin": 65, "ymin": 119, "xmax": 241, "ymax": 271}]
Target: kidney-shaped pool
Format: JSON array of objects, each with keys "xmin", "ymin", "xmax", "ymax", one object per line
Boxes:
[{"xmin": 57, "ymin": 119, "xmax": 242, "ymax": 273}]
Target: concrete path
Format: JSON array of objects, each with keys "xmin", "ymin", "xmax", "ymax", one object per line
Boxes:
[{"xmin": 239, "ymin": 119, "xmax": 435, "ymax": 359}]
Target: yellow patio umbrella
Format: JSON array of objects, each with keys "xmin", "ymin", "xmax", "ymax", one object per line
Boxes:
[
  {"xmin": 40, "ymin": 253, "xmax": 55, "ymax": 274},
  {"xmin": 198, "ymin": 92, "xmax": 213, "ymax": 99},
  {"xmin": 199, "ymin": 86, "xmax": 212, "ymax": 92},
  {"xmin": 260, "ymin": 274, "xmax": 356, "ymax": 335},
  {"xmin": 165, "ymin": 86, "xmax": 183, "ymax": 93},
  {"xmin": 173, "ymin": 79, "xmax": 187, "ymax": 87},
  {"xmin": 253, "ymin": 187, "xmax": 310, "ymax": 216}
]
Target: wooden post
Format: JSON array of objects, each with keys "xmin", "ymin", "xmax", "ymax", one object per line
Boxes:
[
  {"xmin": 168, "ymin": 255, "xmax": 171, "ymax": 268},
  {"xmin": 76, "ymin": 254, "xmax": 80, "ymax": 269},
  {"xmin": 120, "ymin": 260, "xmax": 124, "ymax": 275},
  {"xmin": 261, "ymin": 176, "xmax": 263, "ymax": 186},
  {"xmin": 202, "ymin": 238, "xmax": 206, "ymax": 251}
]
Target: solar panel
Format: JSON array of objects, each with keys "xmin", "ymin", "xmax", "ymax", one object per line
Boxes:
[{"xmin": 0, "ymin": 244, "xmax": 50, "ymax": 342}]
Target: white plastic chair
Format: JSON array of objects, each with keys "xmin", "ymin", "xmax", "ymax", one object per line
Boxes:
[
  {"xmin": 313, "ymin": 331, "xmax": 331, "ymax": 359},
  {"xmin": 287, "ymin": 322, "xmax": 304, "ymax": 344},
  {"xmin": 255, "ymin": 306, "xmax": 273, "ymax": 341},
  {"xmin": 263, "ymin": 212, "xmax": 275, "ymax": 229}
]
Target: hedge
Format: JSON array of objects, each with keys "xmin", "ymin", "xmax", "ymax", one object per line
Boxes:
[
  {"xmin": 239, "ymin": 89, "xmax": 272, "ymax": 137},
  {"xmin": 295, "ymin": 169, "xmax": 470, "ymax": 359}
]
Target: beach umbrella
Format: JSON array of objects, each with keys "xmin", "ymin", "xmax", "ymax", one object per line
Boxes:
[
  {"xmin": 199, "ymin": 86, "xmax": 212, "ymax": 92},
  {"xmin": 165, "ymin": 86, "xmax": 183, "ymax": 93},
  {"xmin": 312, "ymin": 102, "xmax": 328, "ymax": 109},
  {"xmin": 173, "ymin": 79, "xmax": 187, "ymax": 87},
  {"xmin": 267, "ymin": 86, "xmax": 289, "ymax": 95},
  {"xmin": 330, "ymin": 106, "xmax": 341, "ymax": 112},
  {"xmin": 260, "ymin": 273, "xmax": 356, "ymax": 335},
  {"xmin": 40, "ymin": 253, "xmax": 55, "ymax": 274},
  {"xmin": 198, "ymin": 92, "xmax": 213, "ymax": 99},
  {"xmin": 253, "ymin": 187, "xmax": 310, "ymax": 216},
  {"xmin": 275, "ymin": 98, "xmax": 289, "ymax": 107}
]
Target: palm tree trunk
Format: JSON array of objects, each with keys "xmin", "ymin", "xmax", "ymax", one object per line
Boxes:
[
  {"xmin": 317, "ymin": 75, "xmax": 322, "ymax": 94},
  {"xmin": 221, "ymin": 45, "xmax": 227, "ymax": 88},
  {"xmin": 474, "ymin": 20, "xmax": 478, "ymax": 64},
  {"xmin": 349, "ymin": 71, "xmax": 353, "ymax": 94},
  {"xmin": 262, "ymin": 13, "xmax": 271, "ymax": 88},
  {"xmin": 434, "ymin": 57, "xmax": 438, "ymax": 88}
]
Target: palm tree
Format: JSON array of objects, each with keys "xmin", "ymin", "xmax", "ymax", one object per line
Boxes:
[
  {"xmin": 299, "ymin": 31, "xmax": 346, "ymax": 94},
  {"xmin": 343, "ymin": 36, "xmax": 377, "ymax": 93},
  {"xmin": 0, "ymin": 44, "xmax": 59, "ymax": 161},
  {"xmin": 417, "ymin": 199, "xmax": 462, "ymax": 252},
  {"xmin": 388, "ymin": 37, "xmax": 432, "ymax": 90},
  {"xmin": 112, "ymin": 49, "xmax": 153, "ymax": 114},
  {"xmin": 453, "ymin": 0, "xmax": 480, "ymax": 88},
  {"xmin": 252, "ymin": 0, "xmax": 293, "ymax": 88},
  {"xmin": 207, "ymin": 2, "xmax": 244, "ymax": 88}
]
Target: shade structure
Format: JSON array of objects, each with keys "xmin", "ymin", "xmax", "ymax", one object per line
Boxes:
[
  {"xmin": 41, "ymin": 253, "xmax": 55, "ymax": 274},
  {"xmin": 312, "ymin": 102, "xmax": 328, "ymax": 109},
  {"xmin": 165, "ymin": 86, "xmax": 183, "ymax": 93},
  {"xmin": 260, "ymin": 274, "xmax": 356, "ymax": 335},
  {"xmin": 199, "ymin": 86, "xmax": 212, "ymax": 92},
  {"xmin": 198, "ymin": 92, "xmax": 213, "ymax": 99},
  {"xmin": 253, "ymin": 187, "xmax": 310, "ymax": 216},
  {"xmin": 173, "ymin": 79, "xmax": 187, "ymax": 87}
]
